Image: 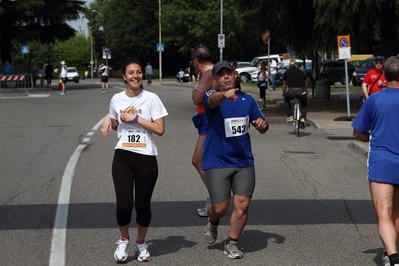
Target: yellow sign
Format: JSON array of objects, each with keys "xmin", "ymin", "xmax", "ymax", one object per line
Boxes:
[{"xmin": 337, "ymin": 35, "xmax": 350, "ymax": 48}]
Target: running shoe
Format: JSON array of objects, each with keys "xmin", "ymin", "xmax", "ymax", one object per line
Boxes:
[
  {"xmin": 204, "ymin": 221, "xmax": 218, "ymax": 244},
  {"xmin": 101, "ymin": 90, "xmax": 105, "ymax": 93},
  {"xmin": 106, "ymin": 90, "xmax": 109, "ymax": 93},
  {"xmin": 300, "ymin": 118, "xmax": 306, "ymax": 129},
  {"xmin": 382, "ymin": 250, "xmax": 390, "ymax": 266},
  {"xmin": 287, "ymin": 116, "xmax": 293, "ymax": 122},
  {"xmin": 60, "ymin": 92, "xmax": 65, "ymax": 96},
  {"xmin": 136, "ymin": 242, "xmax": 151, "ymax": 262},
  {"xmin": 114, "ymin": 237, "xmax": 129, "ymax": 262},
  {"xmin": 223, "ymin": 240, "xmax": 243, "ymax": 259},
  {"xmin": 197, "ymin": 199, "xmax": 210, "ymax": 217}
]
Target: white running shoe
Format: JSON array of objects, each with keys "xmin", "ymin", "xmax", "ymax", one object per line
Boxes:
[
  {"xmin": 114, "ymin": 237, "xmax": 129, "ymax": 262},
  {"xmin": 197, "ymin": 199, "xmax": 210, "ymax": 217},
  {"xmin": 287, "ymin": 116, "xmax": 293, "ymax": 122},
  {"xmin": 136, "ymin": 242, "xmax": 151, "ymax": 262},
  {"xmin": 60, "ymin": 92, "xmax": 65, "ymax": 95},
  {"xmin": 382, "ymin": 250, "xmax": 390, "ymax": 266}
]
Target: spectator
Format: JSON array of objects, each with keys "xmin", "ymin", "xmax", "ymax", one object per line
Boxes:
[
  {"xmin": 31, "ymin": 63, "xmax": 39, "ymax": 87},
  {"xmin": 60, "ymin": 61, "xmax": 68, "ymax": 95},
  {"xmin": 257, "ymin": 65, "xmax": 268, "ymax": 111},
  {"xmin": 177, "ymin": 68, "xmax": 184, "ymax": 84},
  {"xmin": 232, "ymin": 62, "xmax": 241, "ymax": 91},
  {"xmin": 269, "ymin": 58, "xmax": 277, "ymax": 90},
  {"xmin": 45, "ymin": 62, "xmax": 53, "ymax": 88},
  {"xmin": 362, "ymin": 55, "xmax": 387, "ymax": 100},
  {"xmin": 2, "ymin": 61, "xmax": 14, "ymax": 75},
  {"xmin": 145, "ymin": 62, "xmax": 153, "ymax": 85},
  {"xmin": 189, "ymin": 60, "xmax": 197, "ymax": 84},
  {"xmin": 99, "ymin": 63, "xmax": 110, "ymax": 93}
]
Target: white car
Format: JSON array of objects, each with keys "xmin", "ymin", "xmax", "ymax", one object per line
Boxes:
[
  {"xmin": 237, "ymin": 54, "xmax": 282, "ymax": 83},
  {"xmin": 66, "ymin": 67, "xmax": 80, "ymax": 83},
  {"xmin": 251, "ymin": 59, "xmax": 311, "ymax": 83}
]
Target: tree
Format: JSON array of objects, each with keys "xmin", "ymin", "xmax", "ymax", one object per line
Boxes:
[{"xmin": 0, "ymin": 0, "xmax": 85, "ymax": 63}]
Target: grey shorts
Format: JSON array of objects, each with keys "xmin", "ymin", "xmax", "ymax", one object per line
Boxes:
[{"xmin": 206, "ymin": 166, "xmax": 255, "ymax": 204}]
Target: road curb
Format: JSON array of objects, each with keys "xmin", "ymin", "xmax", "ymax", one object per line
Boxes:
[{"xmin": 347, "ymin": 142, "xmax": 369, "ymax": 159}]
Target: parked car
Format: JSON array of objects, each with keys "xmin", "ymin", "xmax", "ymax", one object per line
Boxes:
[
  {"xmin": 319, "ymin": 60, "xmax": 356, "ymax": 85},
  {"xmin": 252, "ymin": 59, "xmax": 314, "ymax": 87},
  {"xmin": 351, "ymin": 57, "xmax": 374, "ymax": 86},
  {"xmin": 237, "ymin": 55, "xmax": 282, "ymax": 83},
  {"xmin": 66, "ymin": 67, "xmax": 80, "ymax": 83}
]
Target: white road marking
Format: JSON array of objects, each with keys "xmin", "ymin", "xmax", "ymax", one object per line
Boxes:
[{"xmin": 49, "ymin": 117, "xmax": 105, "ymax": 266}]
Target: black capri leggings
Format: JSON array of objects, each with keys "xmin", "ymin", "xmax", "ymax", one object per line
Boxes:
[{"xmin": 112, "ymin": 149, "xmax": 158, "ymax": 227}]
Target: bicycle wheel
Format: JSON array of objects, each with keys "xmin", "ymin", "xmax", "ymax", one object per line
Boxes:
[{"xmin": 293, "ymin": 102, "xmax": 301, "ymax": 137}]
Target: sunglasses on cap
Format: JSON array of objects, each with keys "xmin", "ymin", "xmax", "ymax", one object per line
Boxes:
[{"xmin": 374, "ymin": 61, "xmax": 384, "ymax": 65}]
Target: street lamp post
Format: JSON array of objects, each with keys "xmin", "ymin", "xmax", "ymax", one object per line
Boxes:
[
  {"xmin": 89, "ymin": 28, "xmax": 94, "ymax": 79},
  {"xmin": 159, "ymin": 0, "xmax": 162, "ymax": 81}
]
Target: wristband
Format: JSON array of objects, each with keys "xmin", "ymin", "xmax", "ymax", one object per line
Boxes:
[{"xmin": 133, "ymin": 115, "xmax": 139, "ymax": 123}]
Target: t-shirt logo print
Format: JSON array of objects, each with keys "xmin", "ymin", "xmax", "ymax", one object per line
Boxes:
[{"xmin": 120, "ymin": 106, "xmax": 143, "ymax": 115}]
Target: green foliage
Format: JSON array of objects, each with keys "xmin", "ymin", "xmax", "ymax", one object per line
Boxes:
[
  {"xmin": 53, "ymin": 34, "xmax": 91, "ymax": 74},
  {"xmin": 0, "ymin": 0, "xmax": 85, "ymax": 62}
]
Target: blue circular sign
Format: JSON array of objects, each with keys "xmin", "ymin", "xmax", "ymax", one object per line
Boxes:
[{"xmin": 339, "ymin": 38, "xmax": 349, "ymax": 48}]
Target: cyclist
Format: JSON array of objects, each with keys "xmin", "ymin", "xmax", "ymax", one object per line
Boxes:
[{"xmin": 282, "ymin": 60, "xmax": 308, "ymax": 129}]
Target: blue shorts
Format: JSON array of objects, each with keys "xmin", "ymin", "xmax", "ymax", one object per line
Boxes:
[{"xmin": 192, "ymin": 113, "xmax": 207, "ymax": 135}]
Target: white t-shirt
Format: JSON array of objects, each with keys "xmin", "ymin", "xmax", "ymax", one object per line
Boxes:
[
  {"xmin": 60, "ymin": 65, "xmax": 68, "ymax": 77},
  {"xmin": 100, "ymin": 65, "xmax": 109, "ymax": 76},
  {"xmin": 108, "ymin": 89, "xmax": 168, "ymax": 156},
  {"xmin": 178, "ymin": 71, "xmax": 184, "ymax": 78},
  {"xmin": 270, "ymin": 60, "xmax": 277, "ymax": 75}
]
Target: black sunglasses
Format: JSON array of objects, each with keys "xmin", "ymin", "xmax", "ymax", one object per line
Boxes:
[{"xmin": 375, "ymin": 61, "xmax": 384, "ymax": 65}]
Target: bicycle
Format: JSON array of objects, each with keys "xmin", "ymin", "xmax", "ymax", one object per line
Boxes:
[{"xmin": 291, "ymin": 91, "xmax": 307, "ymax": 137}]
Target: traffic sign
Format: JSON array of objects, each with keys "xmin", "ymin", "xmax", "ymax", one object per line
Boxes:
[
  {"xmin": 337, "ymin": 35, "xmax": 350, "ymax": 48},
  {"xmin": 21, "ymin": 46, "xmax": 29, "ymax": 54},
  {"xmin": 157, "ymin": 44, "xmax": 164, "ymax": 52},
  {"xmin": 218, "ymin": 34, "xmax": 225, "ymax": 48}
]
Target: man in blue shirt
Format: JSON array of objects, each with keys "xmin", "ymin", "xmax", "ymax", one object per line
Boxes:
[
  {"xmin": 145, "ymin": 62, "xmax": 153, "ymax": 85},
  {"xmin": 352, "ymin": 56, "xmax": 399, "ymax": 266},
  {"xmin": 2, "ymin": 61, "xmax": 14, "ymax": 74},
  {"xmin": 202, "ymin": 61, "xmax": 269, "ymax": 259}
]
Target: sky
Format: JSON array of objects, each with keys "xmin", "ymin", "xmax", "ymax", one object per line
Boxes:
[{"xmin": 67, "ymin": 0, "xmax": 94, "ymax": 35}]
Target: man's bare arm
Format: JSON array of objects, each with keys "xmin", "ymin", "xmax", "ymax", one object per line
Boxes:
[{"xmin": 192, "ymin": 70, "xmax": 215, "ymax": 105}]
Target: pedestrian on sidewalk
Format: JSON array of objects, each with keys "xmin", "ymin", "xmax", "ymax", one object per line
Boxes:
[
  {"xmin": 232, "ymin": 62, "xmax": 241, "ymax": 90},
  {"xmin": 145, "ymin": 62, "xmax": 153, "ymax": 85},
  {"xmin": 362, "ymin": 55, "xmax": 387, "ymax": 100},
  {"xmin": 59, "ymin": 61, "xmax": 67, "ymax": 95},
  {"xmin": 202, "ymin": 61, "xmax": 269, "ymax": 259},
  {"xmin": 352, "ymin": 56, "xmax": 399, "ymax": 266},
  {"xmin": 282, "ymin": 59, "xmax": 308, "ymax": 128},
  {"xmin": 191, "ymin": 45, "xmax": 218, "ymax": 217},
  {"xmin": 268, "ymin": 58, "xmax": 277, "ymax": 90},
  {"xmin": 100, "ymin": 58, "xmax": 168, "ymax": 263},
  {"xmin": 177, "ymin": 68, "xmax": 184, "ymax": 84},
  {"xmin": 99, "ymin": 63, "xmax": 110, "ymax": 93},
  {"xmin": 257, "ymin": 65, "xmax": 268, "ymax": 111}
]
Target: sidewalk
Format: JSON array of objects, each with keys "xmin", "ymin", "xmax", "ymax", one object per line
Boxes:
[{"xmin": 161, "ymin": 80, "xmax": 369, "ymax": 159}]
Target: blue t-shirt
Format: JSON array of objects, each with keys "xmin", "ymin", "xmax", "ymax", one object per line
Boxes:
[
  {"xmin": 202, "ymin": 90, "xmax": 266, "ymax": 170},
  {"xmin": 352, "ymin": 88, "xmax": 399, "ymax": 184}
]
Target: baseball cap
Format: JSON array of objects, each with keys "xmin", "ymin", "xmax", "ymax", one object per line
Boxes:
[
  {"xmin": 61, "ymin": 61, "xmax": 65, "ymax": 65},
  {"xmin": 373, "ymin": 55, "xmax": 385, "ymax": 61},
  {"xmin": 212, "ymin": 61, "xmax": 233, "ymax": 76}
]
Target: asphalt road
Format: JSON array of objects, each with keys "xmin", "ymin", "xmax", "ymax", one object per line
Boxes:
[{"xmin": 0, "ymin": 79, "xmax": 382, "ymax": 266}]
